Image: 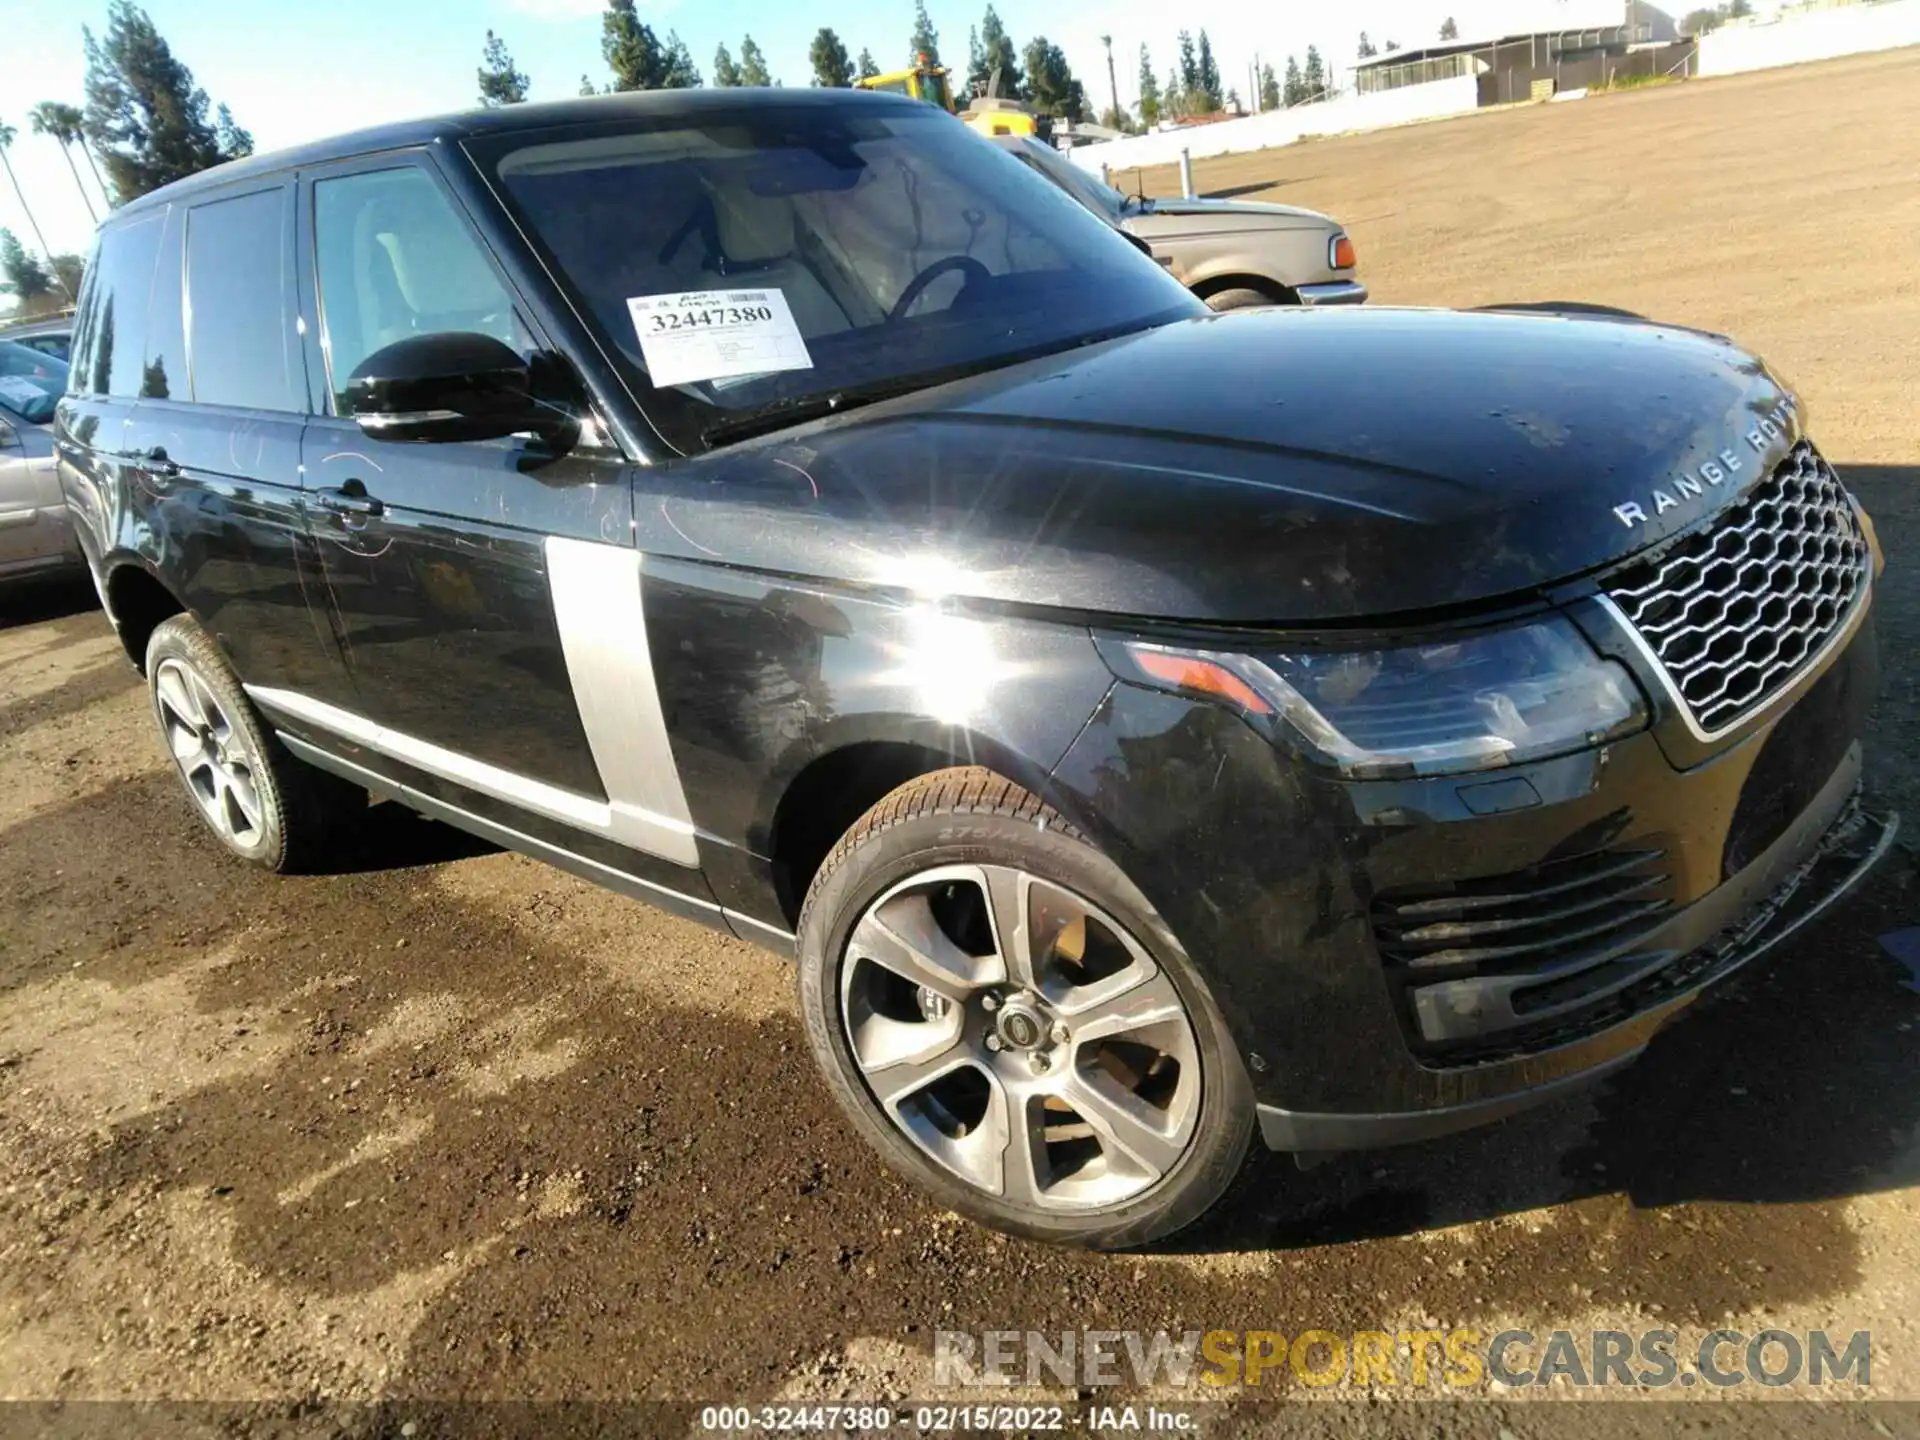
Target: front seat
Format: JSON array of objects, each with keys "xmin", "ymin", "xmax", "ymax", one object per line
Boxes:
[{"xmin": 706, "ymin": 189, "xmax": 851, "ymax": 337}]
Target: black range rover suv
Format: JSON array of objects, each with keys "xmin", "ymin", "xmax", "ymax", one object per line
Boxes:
[{"xmin": 57, "ymin": 89, "xmax": 1892, "ymax": 1248}]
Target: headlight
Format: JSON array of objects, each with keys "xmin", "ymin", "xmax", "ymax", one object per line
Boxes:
[{"xmin": 1099, "ymin": 617, "xmax": 1647, "ymax": 780}]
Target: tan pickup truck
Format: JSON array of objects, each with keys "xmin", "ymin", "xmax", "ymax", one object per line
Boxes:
[{"xmin": 995, "ymin": 135, "xmax": 1366, "ymax": 311}]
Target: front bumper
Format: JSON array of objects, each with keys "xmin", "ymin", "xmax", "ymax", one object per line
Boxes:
[
  {"xmin": 1257, "ymin": 781, "xmax": 1896, "ymax": 1150},
  {"xmin": 1049, "ymin": 598, "xmax": 1886, "ymax": 1148},
  {"xmin": 1296, "ymin": 280, "xmax": 1369, "ymax": 306}
]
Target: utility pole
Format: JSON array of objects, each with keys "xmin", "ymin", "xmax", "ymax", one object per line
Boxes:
[{"xmin": 1101, "ymin": 34, "xmax": 1120, "ymax": 126}]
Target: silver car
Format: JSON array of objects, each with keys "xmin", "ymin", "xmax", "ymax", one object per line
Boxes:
[
  {"xmin": 995, "ymin": 135, "xmax": 1366, "ymax": 311},
  {"xmin": 0, "ymin": 340, "xmax": 83, "ymax": 588},
  {"xmin": 0, "ymin": 317, "xmax": 73, "ymax": 363}
]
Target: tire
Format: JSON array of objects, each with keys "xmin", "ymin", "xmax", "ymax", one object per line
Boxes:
[
  {"xmin": 796, "ymin": 766, "xmax": 1255, "ymax": 1249},
  {"xmin": 145, "ymin": 613, "xmax": 364, "ymax": 873},
  {"xmin": 1203, "ymin": 286, "xmax": 1285, "ymax": 312}
]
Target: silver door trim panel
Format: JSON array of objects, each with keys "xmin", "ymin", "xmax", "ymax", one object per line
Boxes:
[
  {"xmin": 543, "ymin": 535, "xmax": 701, "ymax": 868},
  {"xmin": 246, "ymin": 683, "xmax": 700, "ymax": 867}
]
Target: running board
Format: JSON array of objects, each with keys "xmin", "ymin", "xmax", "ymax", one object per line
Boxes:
[{"xmin": 278, "ymin": 733, "xmax": 796, "ymax": 955}]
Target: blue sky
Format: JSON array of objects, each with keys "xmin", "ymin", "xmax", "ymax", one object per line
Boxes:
[{"xmin": 1, "ymin": 0, "xmax": 1631, "ymax": 266}]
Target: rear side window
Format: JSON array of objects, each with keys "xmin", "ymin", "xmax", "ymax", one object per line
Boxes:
[
  {"xmin": 71, "ymin": 212, "xmax": 164, "ymax": 399},
  {"xmin": 185, "ymin": 188, "xmax": 297, "ymax": 412}
]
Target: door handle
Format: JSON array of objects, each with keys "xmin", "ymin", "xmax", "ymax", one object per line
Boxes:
[
  {"xmin": 316, "ymin": 484, "xmax": 385, "ymax": 519},
  {"xmin": 134, "ymin": 445, "xmax": 181, "ymax": 478}
]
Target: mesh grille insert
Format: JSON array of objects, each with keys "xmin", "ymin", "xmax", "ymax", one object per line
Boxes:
[{"xmin": 1606, "ymin": 442, "xmax": 1869, "ymax": 735}]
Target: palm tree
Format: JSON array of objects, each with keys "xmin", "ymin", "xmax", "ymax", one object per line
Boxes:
[
  {"xmin": 0, "ymin": 118, "xmax": 72, "ymax": 302},
  {"xmin": 29, "ymin": 102, "xmax": 98, "ymax": 224}
]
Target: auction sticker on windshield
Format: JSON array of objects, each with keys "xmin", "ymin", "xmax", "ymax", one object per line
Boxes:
[{"xmin": 626, "ymin": 288, "xmax": 813, "ymax": 388}]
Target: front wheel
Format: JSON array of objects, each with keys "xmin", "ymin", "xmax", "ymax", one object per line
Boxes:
[{"xmin": 796, "ymin": 768, "xmax": 1254, "ymax": 1248}]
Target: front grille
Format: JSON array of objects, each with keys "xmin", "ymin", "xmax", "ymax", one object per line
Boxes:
[
  {"xmin": 1373, "ymin": 848, "xmax": 1675, "ymax": 1054},
  {"xmin": 1606, "ymin": 442, "xmax": 1870, "ymax": 736}
]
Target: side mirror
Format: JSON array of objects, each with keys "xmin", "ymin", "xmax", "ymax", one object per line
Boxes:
[{"xmin": 345, "ymin": 332, "xmax": 568, "ymax": 444}]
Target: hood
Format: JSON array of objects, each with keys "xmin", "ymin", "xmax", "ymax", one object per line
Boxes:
[
  {"xmin": 1133, "ymin": 196, "xmax": 1333, "ymax": 228},
  {"xmin": 643, "ymin": 306, "xmax": 1803, "ymax": 626}
]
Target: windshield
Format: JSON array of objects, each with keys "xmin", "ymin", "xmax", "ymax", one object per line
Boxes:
[
  {"xmin": 0, "ymin": 341, "xmax": 67, "ymax": 426},
  {"xmin": 474, "ymin": 103, "xmax": 1196, "ymax": 451},
  {"xmin": 1010, "ymin": 139, "xmax": 1128, "ymax": 220}
]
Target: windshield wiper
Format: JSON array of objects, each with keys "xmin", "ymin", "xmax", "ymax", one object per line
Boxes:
[
  {"xmin": 698, "ymin": 316, "xmax": 1175, "ymax": 450},
  {"xmin": 699, "ymin": 377, "xmax": 927, "ymax": 449}
]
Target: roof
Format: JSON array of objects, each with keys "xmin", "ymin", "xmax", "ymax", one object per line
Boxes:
[
  {"xmin": 115, "ymin": 86, "xmax": 924, "ymax": 220},
  {"xmin": 1353, "ymin": 24, "xmax": 1653, "ymax": 69},
  {"xmin": 1353, "ymin": 39, "xmax": 1486, "ymax": 69}
]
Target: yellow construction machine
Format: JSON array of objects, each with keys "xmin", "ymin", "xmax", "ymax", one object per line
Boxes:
[{"xmin": 854, "ymin": 57, "xmax": 1043, "ymax": 139}]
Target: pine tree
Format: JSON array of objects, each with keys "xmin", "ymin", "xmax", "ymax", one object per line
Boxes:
[
  {"xmin": 579, "ymin": 74, "xmax": 599, "ymax": 96},
  {"xmin": 80, "ymin": 1, "xmax": 252, "ymax": 203},
  {"xmin": 0, "ymin": 229, "xmax": 54, "ymax": 305},
  {"xmin": 909, "ymin": 0, "xmax": 941, "ymax": 65},
  {"xmin": 1136, "ymin": 45, "xmax": 1161, "ymax": 129},
  {"xmin": 713, "ymin": 44, "xmax": 742, "ymax": 86},
  {"xmin": 662, "ymin": 32, "xmax": 701, "ymax": 87},
  {"xmin": 857, "ymin": 48, "xmax": 879, "ymax": 81},
  {"xmin": 1384, "ymin": 39, "xmax": 1400, "ymax": 52},
  {"xmin": 1440, "ymin": 16, "xmax": 1459, "ymax": 40},
  {"xmin": 214, "ymin": 105, "xmax": 251, "ymax": 157},
  {"xmin": 1259, "ymin": 63, "xmax": 1279, "ymax": 112},
  {"xmin": 1357, "ymin": 32, "xmax": 1377, "ymax": 59},
  {"xmin": 478, "ymin": 30, "xmax": 530, "ymax": 107},
  {"xmin": 1303, "ymin": 46, "xmax": 1326, "ymax": 100},
  {"xmin": 1022, "ymin": 37, "xmax": 1085, "ymax": 121},
  {"xmin": 603, "ymin": 7, "xmax": 701, "ymax": 91},
  {"xmin": 1196, "ymin": 30, "xmax": 1221, "ymax": 111},
  {"xmin": 810, "ymin": 29, "xmax": 854, "ymax": 87},
  {"xmin": 1283, "ymin": 55, "xmax": 1305, "ymax": 106},
  {"xmin": 973, "ymin": 7, "xmax": 1024, "ymax": 100},
  {"xmin": 602, "ymin": 0, "xmax": 659, "ymax": 90},
  {"xmin": 50, "ymin": 253, "xmax": 85, "ymax": 301},
  {"xmin": 739, "ymin": 35, "xmax": 773, "ymax": 87},
  {"xmin": 1177, "ymin": 31, "xmax": 1199, "ymax": 96}
]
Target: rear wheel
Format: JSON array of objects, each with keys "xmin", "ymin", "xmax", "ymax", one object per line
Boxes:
[
  {"xmin": 145, "ymin": 614, "xmax": 364, "ymax": 872},
  {"xmin": 796, "ymin": 767, "xmax": 1254, "ymax": 1248}
]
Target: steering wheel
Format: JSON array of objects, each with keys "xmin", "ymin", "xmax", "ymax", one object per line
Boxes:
[{"xmin": 888, "ymin": 255, "xmax": 992, "ymax": 322}]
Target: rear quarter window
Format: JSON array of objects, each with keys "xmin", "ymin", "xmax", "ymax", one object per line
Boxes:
[{"xmin": 71, "ymin": 212, "xmax": 165, "ymax": 399}]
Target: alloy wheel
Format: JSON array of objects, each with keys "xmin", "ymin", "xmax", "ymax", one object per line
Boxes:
[
  {"xmin": 840, "ymin": 864, "xmax": 1202, "ymax": 1212},
  {"xmin": 154, "ymin": 656, "xmax": 266, "ymax": 848}
]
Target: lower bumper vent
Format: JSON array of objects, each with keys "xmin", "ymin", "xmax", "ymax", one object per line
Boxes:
[{"xmin": 1373, "ymin": 848, "xmax": 1675, "ymax": 1054}]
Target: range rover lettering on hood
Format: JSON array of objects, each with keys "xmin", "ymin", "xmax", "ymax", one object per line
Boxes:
[
  {"xmin": 1612, "ymin": 398, "xmax": 1798, "ymax": 529},
  {"xmin": 671, "ymin": 307, "xmax": 1807, "ymax": 624}
]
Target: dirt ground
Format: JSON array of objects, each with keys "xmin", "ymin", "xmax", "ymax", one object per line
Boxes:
[{"xmin": 4, "ymin": 46, "xmax": 1920, "ymax": 1435}]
